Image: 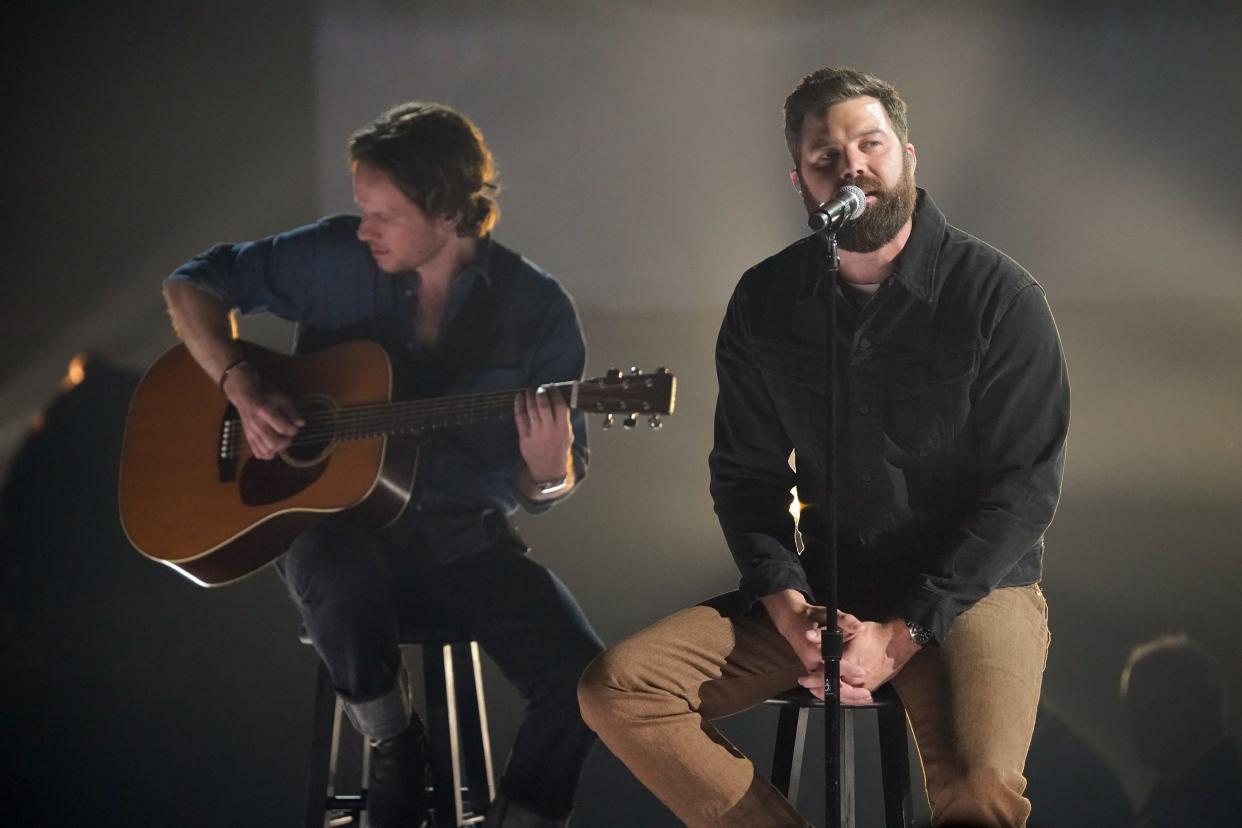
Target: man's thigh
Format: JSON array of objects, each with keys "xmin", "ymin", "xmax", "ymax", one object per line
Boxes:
[
  {"xmin": 597, "ymin": 593, "xmax": 806, "ymax": 721},
  {"xmin": 420, "ymin": 544, "xmax": 604, "ymax": 700},
  {"xmin": 893, "ymin": 584, "xmax": 1050, "ymax": 777}
]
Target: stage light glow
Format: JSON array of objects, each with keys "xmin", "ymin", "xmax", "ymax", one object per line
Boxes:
[{"xmin": 62, "ymin": 353, "xmax": 86, "ymax": 389}]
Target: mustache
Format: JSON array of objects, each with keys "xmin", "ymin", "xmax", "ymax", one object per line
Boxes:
[{"xmin": 848, "ymin": 175, "xmax": 886, "ymax": 195}]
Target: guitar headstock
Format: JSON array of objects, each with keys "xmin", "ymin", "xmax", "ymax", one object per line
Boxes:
[{"xmin": 574, "ymin": 367, "xmax": 676, "ymax": 430}]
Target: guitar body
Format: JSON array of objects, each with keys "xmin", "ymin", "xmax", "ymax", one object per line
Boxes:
[{"xmin": 119, "ymin": 340, "xmax": 417, "ymax": 586}]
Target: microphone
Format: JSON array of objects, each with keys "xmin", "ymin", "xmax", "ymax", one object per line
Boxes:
[{"xmin": 807, "ymin": 184, "xmax": 866, "ymax": 233}]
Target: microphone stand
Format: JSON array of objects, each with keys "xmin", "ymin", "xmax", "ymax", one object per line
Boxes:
[{"xmin": 818, "ymin": 227, "xmax": 843, "ymax": 827}]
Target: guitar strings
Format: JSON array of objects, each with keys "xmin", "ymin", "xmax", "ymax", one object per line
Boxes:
[
  {"xmin": 220, "ymin": 378, "xmax": 660, "ymax": 457},
  {"xmin": 221, "ymin": 383, "xmax": 596, "ymax": 456},
  {"xmin": 224, "ymin": 391, "xmax": 520, "ymax": 455}
]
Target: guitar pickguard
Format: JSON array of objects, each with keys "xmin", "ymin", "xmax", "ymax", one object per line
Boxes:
[{"xmin": 237, "ymin": 455, "xmax": 329, "ymax": 507}]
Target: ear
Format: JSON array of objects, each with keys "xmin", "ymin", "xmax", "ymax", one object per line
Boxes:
[
  {"xmin": 906, "ymin": 143, "xmax": 917, "ymax": 172},
  {"xmin": 789, "ymin": 168, "xmax": 803, "ymax": 195}
]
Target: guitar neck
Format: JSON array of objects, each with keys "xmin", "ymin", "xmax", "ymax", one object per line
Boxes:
[{"xmin": 329, "ymin": 381, "xmax": 578, "ymax": 442}]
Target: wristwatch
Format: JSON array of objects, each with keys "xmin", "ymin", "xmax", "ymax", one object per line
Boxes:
[
  {"xmin": 905, "ymin": 620, "xmax": 934, "ymax": 647},
  {"xmin": 535, "ymin": 475, "xmax": 569, "ymax": 496}
]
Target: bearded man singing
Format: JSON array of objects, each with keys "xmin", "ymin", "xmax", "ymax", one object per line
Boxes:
[{"xmin": 577, "ymin": 66, "xmax": 1069, "ymax": 827}]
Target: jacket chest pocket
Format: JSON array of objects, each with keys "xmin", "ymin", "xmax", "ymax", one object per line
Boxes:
[
  {"xmin": 880, "ymin": 345, "xmax": 978, "ymax": 453},
  {"xmin": 749, "ymin": 337, "xmax": 825, "ymax": 448}
]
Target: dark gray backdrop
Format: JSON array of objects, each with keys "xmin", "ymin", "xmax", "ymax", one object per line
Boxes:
[{"xmin": 2, "ymin": 2, "xmax": 1239, "ymax": 825}]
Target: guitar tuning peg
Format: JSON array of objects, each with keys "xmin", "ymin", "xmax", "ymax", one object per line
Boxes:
[
  {"xmin": 648, "ymin": 414, "xmax": 663, "ymax": 430},
  {"xmin": 623, "ymin": 413, "xmax": 639, "ymax": 429},
  {"xmin": 629, "ymin": 366, "xmax": 642, "ymax": 376},
  {"xmin": 656, "ymin": 366, "xmax": 669, "ymax": 374},
  {"xmin": 606, "ymin": 367, "xmax": 622, "ymax": 379},
  {"xmin": 602, "ymin": 413, "xmax": 614, "ymax": 430}
]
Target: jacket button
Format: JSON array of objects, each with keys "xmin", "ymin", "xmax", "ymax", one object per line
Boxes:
[
  {"xmin": 858, "ymin": 402, "xmax": 871, "ymax": 415},
  {"xmin": 861, "ymin": 470, "xmax": 873, "ymax": 483}
]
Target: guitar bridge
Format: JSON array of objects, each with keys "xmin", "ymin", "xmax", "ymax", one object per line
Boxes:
[{"xmin": 218, "ymin": 405, "xmax": 238, "ymax": 482}]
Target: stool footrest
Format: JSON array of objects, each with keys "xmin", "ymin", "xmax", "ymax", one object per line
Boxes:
[{"xmin": 301, "ymin": 636, "xmax": 495, "ymax": 828}]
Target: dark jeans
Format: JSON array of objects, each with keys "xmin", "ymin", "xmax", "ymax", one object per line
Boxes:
[{"xmin": 276, "ymin": 516, "xmax": 604, "ymax": 819}]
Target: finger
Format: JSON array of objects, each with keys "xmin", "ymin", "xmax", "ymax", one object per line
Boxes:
[
  {"xmin": 257, "ymin": 405, "xmax": 301, "ymax": 437},
  {"xmin": 245, "ymin": 426, "xmax": 274, "ymax": 460},
  {"xmin": 799, "ymin": 651, "xmax": 824, "ymax": 675},
  {"xmin": 838, "ymin": 659, "xmax": 869, "ymax": 688},
  {"xmin": 514, "ymin": 392, "xmax": 531, "ymax": 437},
  {"xmin": 796, "ymin": 672, "xmax": 826, "ymax": 701},
  {"xmin": 841, "ymin": 684, "xmax": 874, "ymax": 706},
  {"xmin": 523, "ymin": 390, "xmax": 543, "ymax": 423},
  {"xmin": 837, "ymin": 611, "xmax": 863, "ymax": 633},
  {"xmin": 276, "ymin": 399, "xmax": 306, "ymax": 428},
  {"xmin": 806, "ymin": 604, "xmax": 828, "ymax": 627},
  {"xmin": 532, "ymin": 387, "xmax": 555, "ymax": 421},
  {"xmin": 547, "ymin": 386, "xmax": 570, "ymax": 419}
]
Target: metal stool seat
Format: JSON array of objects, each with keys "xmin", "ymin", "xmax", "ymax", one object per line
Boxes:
[
  {"xmin": 764, "ymin": 683, "xmax": 913, "ymax": 827},
  {"xmin": 300, "ymin": 624, "xmax": 495, "ymax": 827}
]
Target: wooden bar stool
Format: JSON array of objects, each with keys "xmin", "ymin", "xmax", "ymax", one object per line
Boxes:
[
  {"xmin": 301, "ymin": 625, "xmax": 495, "ymax": 828},
  {"xmin": 764, "ymin": 683, "xmax": 913, "ymax": 828}
]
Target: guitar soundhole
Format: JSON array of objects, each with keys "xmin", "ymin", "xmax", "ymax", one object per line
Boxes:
[
  {"xmin": 284, "ymin": 395, "xmax": 338, "ymax": 465},
  {"xmin": 237, "ymin": 394, "xmax": 338, "ymax": 507}
]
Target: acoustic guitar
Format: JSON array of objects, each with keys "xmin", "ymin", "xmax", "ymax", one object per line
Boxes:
[{"xmin": 119, "ymin": 339, "xmax": 675, "ymax": 587}]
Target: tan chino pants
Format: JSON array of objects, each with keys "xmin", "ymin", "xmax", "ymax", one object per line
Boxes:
[{"xmin": 578, "ymin": 585, "xmax": 1049, "ymax": 827}]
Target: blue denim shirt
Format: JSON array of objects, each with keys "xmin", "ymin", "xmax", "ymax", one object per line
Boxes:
[
  {"xmin": 710, "ymin": 191, "xmax": 1069, "ymax": 642},
  {"xmin": 166, "ymin": 215, "xmax": 589, "ymax": 562}
]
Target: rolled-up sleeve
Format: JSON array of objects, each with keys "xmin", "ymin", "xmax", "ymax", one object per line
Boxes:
[
  {"xmin": 514, "ymin": 288, "xmax": 590, "ymax": 514},
  {"xmin": 164, "ymin": 216, "xmax": 373, "ymax": 322}
]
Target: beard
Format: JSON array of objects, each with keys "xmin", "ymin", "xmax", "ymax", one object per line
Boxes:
[{"xmin": 834, "ymin": 158, "xmax": 918, "ymax": 253}]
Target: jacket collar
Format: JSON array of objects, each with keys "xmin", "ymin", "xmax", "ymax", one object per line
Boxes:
[{"xmin": 795, "ymin": 187, "xmax": 947, "ymax": 306}]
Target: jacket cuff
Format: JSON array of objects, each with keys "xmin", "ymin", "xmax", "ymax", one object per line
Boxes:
[{"xmin": 738, "ymin": 560, "xmax": 814, "ymax": 610}]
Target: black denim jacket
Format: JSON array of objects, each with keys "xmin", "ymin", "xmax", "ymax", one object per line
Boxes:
[{"xmin": 709, "ymin": 190, "xmax": 1069, "ymax": 642}]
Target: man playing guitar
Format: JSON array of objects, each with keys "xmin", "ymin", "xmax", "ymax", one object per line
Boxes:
[{"xmin": 163, "ymin": 102, "xmax": 602, "ymax": 828}]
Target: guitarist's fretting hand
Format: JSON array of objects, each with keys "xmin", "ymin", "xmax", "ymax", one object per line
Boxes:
[
  {"xmin": 515, "ymin": 387, "xmax": 575, "ymax": 498},
  {"xmin": 222, "ymin": 363, "xmax": 305, "ymax": 460}
]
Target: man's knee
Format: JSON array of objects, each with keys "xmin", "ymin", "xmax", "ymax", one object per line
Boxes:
[
  {"xmin": 932, "ymin": 763, "xmax": 1029, "ymax": 827},
  {"xmin": 281, "ymin": 522, "xmax": 385, "ymax": 605},
  {"xmin": 576, "ymin": 638, "xmax": 655, "ymax": 731}
]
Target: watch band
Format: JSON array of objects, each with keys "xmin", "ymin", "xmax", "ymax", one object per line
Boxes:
[{"xmin": 535, "ymin": 475, "xmax": 569, "ymax": 495}]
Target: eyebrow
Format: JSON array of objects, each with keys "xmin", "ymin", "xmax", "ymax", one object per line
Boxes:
[{"xmin": 805, "ymin": 128, "xmax": 887, "ymax": 152}]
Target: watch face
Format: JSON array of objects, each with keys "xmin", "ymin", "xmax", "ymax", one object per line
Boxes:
[{"xmin": 907, "ymin": 621, "xmax": 933, "ymax": 646}]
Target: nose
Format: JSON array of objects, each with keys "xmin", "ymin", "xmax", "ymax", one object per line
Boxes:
[
  {"xmin": 357, "ymin": 217, "xmax": 378, "ymax": 242},
  {"xmin": 840, "ymin": 147, "xmax": 867, "ymax": 183}
]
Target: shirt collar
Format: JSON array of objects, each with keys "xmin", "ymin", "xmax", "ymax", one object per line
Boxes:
[
  {"xmin": 794, "ymin": 187, "xmax": 947, "ymax": 306},
  {"xmin": 888, "ymin": 188, "xmax": 948, "ymax": 304},
  {"xmin": 458, "ymin": 233, "xmax": 496, "ymax": 289}
]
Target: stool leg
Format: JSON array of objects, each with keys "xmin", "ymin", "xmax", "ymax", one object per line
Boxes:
[
  {"xmin": 770, "ymin": 705, "xmax": 809, "ymax": 801},
  {"xmin": 451, "ymin": 641, "xmax": 495, "ymax": 817},
  {"xmin": 425, "ymin": 643, "xmax": 465, "ymax": 827},
  {"xmin": 305, "ymin": 662, "xmax": 336, "ymax": 828},
  {"xmin": 876, "ymin": 700, "xmax": 913, "ymax": 828},
  {"xmin": 840, "ymin": 709, "xmax": 855, "ymax": 828}
]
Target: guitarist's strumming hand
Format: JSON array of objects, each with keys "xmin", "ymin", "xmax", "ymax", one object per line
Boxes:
[
  {"xmin": 514, "ymin": 387, "xmax": 575, "ymax": 500},
  {"xmin": 221, "ymin": 362, "xmax": 305, "ymax": 460}
]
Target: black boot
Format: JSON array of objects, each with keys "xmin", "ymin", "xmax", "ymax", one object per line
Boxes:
[
  {"xmin": 367, "ymin": 714, "xmax": 429, "ymax": 828},
  {"xmin": 483, "ymin": 791, "xmax": 570, "ymax": 827}
]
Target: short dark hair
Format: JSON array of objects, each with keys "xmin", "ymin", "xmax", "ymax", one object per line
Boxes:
[
  {"xmin": 349, "ymin": 102, "xmax": 499, "ymax": 238},
  {"xmin": 783, "ymin": 67, "xmax": 909, "ymax": 164}
]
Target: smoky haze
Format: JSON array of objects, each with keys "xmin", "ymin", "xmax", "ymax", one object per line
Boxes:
[{"xmin": 1, "ymin": 2, "xmax": 1239, "ymax": 825}]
